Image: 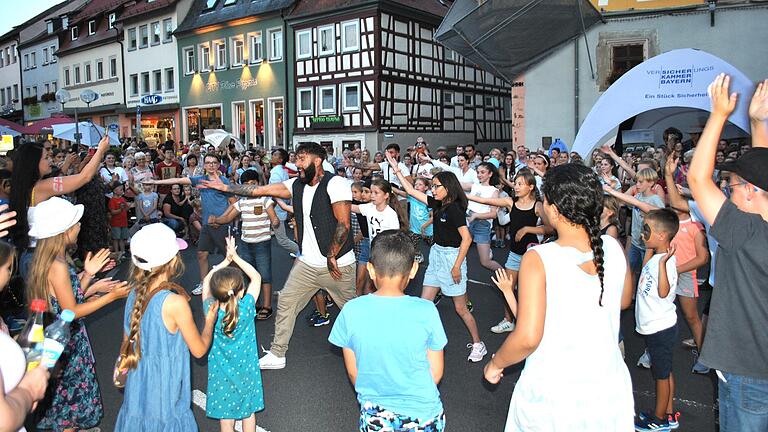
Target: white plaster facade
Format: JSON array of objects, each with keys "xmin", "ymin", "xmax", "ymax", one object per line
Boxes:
[
  {"xmin": 0, "ymin": 38, "xmax": 21, "ymax": 116},
  {"xmin": 59, "ymin": 42, "xmax": 124, "ymax": 110}
]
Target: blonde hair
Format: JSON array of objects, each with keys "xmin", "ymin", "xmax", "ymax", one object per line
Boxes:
[
  {"xmin": 209, "ymin": 267, "xmax": 245, "ymax": 338},
  {"xmin": 603, "ymin": 195, "xmax": 620, "ymax": 227},
  {"xmin": 636, "ymin": 167, "xmax": 659, "ymax": 183},
  {"xmin": 120, "ymin": 256, "xmax": 184, "ymax": 370},
  {"xmin": 27, "ymin": 232, "xmax": 71, "ymax": 311}
]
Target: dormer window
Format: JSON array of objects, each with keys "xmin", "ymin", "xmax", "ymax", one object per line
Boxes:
[
  {"xmin": 46, "ymin": 21, "xmax": 54, "ymax": 34},
  {"xmin": 204, "ymin": 0, "xmax": 218, "ymax": 11},
  {"xmin": 109, "ymin": 13, "xmax": 116, "ymax": 29},
  {"xmin": 88, "ymin": 20, "xmax": 96, "ymax": 35},
  {"xmin": 62, "ymin": 16, "xmax": 69, "ymax": 29},
  {"xmin": 71, "ymin": 26, "xmax": 79, "ymax": 41}
]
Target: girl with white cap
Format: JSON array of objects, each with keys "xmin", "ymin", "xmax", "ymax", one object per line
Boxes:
[
  {"xmin": 27, "ymin": 196, "xmax": 130, "ymax": 432},
  {"xmin": 115, "ymin": 223, "xmax": 218, "ymax": 432}
]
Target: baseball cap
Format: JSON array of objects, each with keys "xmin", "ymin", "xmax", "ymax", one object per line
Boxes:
[
  {"xmin": 130, "ymin": 223, "xmax": 188, "ymax": 271},
  {"xmin": 716, "ymin": 147, "xmax": 768, "ymax": 191},
  {"xmin": 28, "ymin": 197, "xmax": 84, "ymax": 240}
]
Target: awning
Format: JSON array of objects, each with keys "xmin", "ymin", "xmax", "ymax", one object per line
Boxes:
[
  {"xmin": 25, "ymin": 113, "xmax": 76, "ymax": 134},
  {"xmin": 0, "ymin": 118, "xmax": 30, "ymax": 135},
  {"xmin": 435, "ymin": 0, "xmax": 602, "ymax": 82}
]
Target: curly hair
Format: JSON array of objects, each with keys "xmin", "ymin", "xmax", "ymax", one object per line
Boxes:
[{"xmin": 541, "ymin": 164, "xmax": 606, "ymax": 306}]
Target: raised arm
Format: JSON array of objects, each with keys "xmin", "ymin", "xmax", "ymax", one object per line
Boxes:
[
  {"xmin": 467, "ymin": 194, "xmax": 513, "ymax": 210},
  {"xmin": 387, "ymin": 153, "xmax": 427, "ymax": 204},
  {"xmin": 603, "ymin": 185, "xmax": 662, "ymax": 214},
  {"xmin": 144, "ymin": 177, "xmax": 192, "ymax": 186},
  {"xmin": 35, "ymin": 136, "xmax": 111, "ymax": 202},
  {"xmin": 749, "ymin": 79, "xmax": 768, "ymax": 149},
  {"xmin": 199, "ymin": 175, "xmax": 291, "ymax": 199},
  {"xmin": 601, "ymin": 144, "xmax": 637, "ymax": 179},
  {"xmin": 663, "ymin": 156, "xmax": 690, "ymax": 213}
]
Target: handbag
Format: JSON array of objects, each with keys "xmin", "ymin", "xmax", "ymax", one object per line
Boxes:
[
  {"xmin": 497, "ymin": 206, "xmax": 511, "ymax": 226},
  {"xmin": 113, "ymin": 282, "xmax": 190, "ymax": 388}
]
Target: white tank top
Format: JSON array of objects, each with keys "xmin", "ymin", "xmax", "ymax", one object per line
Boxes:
[{"xmin": 466, "ymin": 183, "xmax": 497, "ymax": 214}]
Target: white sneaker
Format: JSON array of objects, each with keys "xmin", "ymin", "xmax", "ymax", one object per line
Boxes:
[
  {"xmin": 467, "ymin": 341, "xmax": 487, "ymax": 362},
  {"xmin": 490, "ymin": 318, "xmax": 515, "ymax": 334},
  {"xmin": 259, "ymin": 349, "xmax": 286, "ymax": 370},
  {"xmin": 191, "ymin": 283, "xmax": 203, "ymax": 296},
  {"xmin": 637, "ymin": 348, "xmax": 651, "ymax": 369}
]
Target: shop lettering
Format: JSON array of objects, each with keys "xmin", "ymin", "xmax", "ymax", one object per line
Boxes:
[
  {"xmin": 100, "ymin": 92, "xmax": 115, "ymax": 97},
  {"xmin": 206, "ymin": 78, "xmax": 258, "ymax": 92}
]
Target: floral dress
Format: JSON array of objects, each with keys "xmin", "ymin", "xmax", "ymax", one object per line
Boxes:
[{"xmin": 37, "ymin": 265, "xmax": 104, "ymax": 430}]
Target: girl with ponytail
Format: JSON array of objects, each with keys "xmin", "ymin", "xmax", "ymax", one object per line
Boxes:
[
  {"xmin": 115, "ymin": 223, "xmax": 217, "ymax": 432},
  {"xmin": 202, "ymin": 235, "xmax": 266, "ymax": 432},
  {"xmin": 484, "ymin": 164, "xmax": 635, "ymax": 431},
  {"xmin": 352, "ymin": 179, "xmax": 408, "ymax": 240}
]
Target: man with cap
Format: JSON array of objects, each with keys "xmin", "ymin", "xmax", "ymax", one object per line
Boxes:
[{"xmin": 688, "ymin": 75, "xmax": 768, "ymax": 430}]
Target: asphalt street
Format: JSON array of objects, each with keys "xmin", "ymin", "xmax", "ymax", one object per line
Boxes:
[{"xmin": 80, "ymin": 239, "xmax": 719, "ymax": 432}]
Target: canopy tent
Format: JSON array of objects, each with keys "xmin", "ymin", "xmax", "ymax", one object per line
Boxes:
[
  {"xmin": 572, "ymin": 49, "xmax": 754, "ymax": 157},
  {"xmin": 25, "ymin": 113, "xmax": 76, "ymax": 134},
  {"xmin": 0, "ymin": 118, "xmax": 30, "ymax": 135},
  {"xmin": 434, "ymin": 0, "xmax": 602, "ymax": 83}
]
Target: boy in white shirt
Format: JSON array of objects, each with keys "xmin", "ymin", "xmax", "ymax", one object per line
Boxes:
[{"xmin": 635, "ymin": 208, "xmax": 680, "ymax": 432}]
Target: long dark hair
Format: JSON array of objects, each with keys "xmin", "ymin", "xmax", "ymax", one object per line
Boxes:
[
  {"xmin": 370, "ymin": 179, "xmax": 409, "ymax": 231},
  {"xmin": 477, "ymin": 161, "xmax": 500, "ymax": 186},
  {"xmin": 433, "ymin": 171, "xmax": 467, "ymax": 212},
  {"xmin": 9, "ymin": 142, "xmax": 44, "ymax": 249},
  {"xmin": 541, "ymin": 164, "xmax": 606, "ymax": 306}
]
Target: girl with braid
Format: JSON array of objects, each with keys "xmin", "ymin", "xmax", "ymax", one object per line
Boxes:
[
  {"xmin": 484, "ymin": 164, "xmax": 635, "ymax": 431},
  {"xmin": 115, "ymin": 224, "xmax": 217, "ymax": 432}
]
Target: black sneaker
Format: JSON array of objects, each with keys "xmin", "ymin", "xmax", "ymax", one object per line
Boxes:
[
  {"xmin": 325, "ymin": 296, "xmax": 335, "ymax": 308},
  {"xmin": 467, "ymin": 300, "xmax": 474, "ymax": 313},
  {"xmin": 310, "ymin": 312, "xmax": 330, "ymax": 327},
  {"xmin": 433, "ymin": 292, "xmax": 443, "ymax": 305}
]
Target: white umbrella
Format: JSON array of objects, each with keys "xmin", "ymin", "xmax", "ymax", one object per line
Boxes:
[
  {"xmin": 203, "ymin": 128, "xmax": 244, "ymax": 153},
  {"xmin": 52, "ymin": 122, "xmax": 120, "ymax": 147},
  {"xmin": 0, "ymin": 125, "xmax": 20, "ymax": 137}
]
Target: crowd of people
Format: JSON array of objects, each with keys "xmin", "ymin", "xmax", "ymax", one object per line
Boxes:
[{"xmin": 0, "ymin": 74, "xmax": 766, "ymax": 432}]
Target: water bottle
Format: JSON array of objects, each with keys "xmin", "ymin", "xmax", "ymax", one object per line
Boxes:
[
  {"xmin": 41, "ymin": 309, "xmax": 75, "ymax": 368},
  {"xmin": 18, "ymin": 299, "xmax": 46, "ymax": 370}
]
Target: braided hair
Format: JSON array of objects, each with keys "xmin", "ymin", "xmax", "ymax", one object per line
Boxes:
[{"xmin": 541, "ymin": 164, "xmax": 606, "ymax": 306}]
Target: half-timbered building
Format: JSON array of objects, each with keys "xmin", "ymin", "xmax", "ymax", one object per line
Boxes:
[{"xmin": 287, "ymin": 0, "xmax": 512, "ymax": 153}]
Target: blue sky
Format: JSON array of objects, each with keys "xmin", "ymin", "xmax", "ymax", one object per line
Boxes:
[{"xmin": 0, "ymin": 0, "xmax": 62, "ymax": 36}]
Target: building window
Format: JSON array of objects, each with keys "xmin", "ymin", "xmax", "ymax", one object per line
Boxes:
[
  {"xmin": 165, "ymin": 68, "xmax": 174, "ymax": 92},
  {"xmin": 139, "ymin": 25, "xmax": 149, "ymax": 48},
  {"xmin": 199, "ymin": 44, "xmax": 211, "ymax": 71},
  {"xmin": 141, "ymin": 71, "xmax": 150, "ymax": 95},
  {"xmin": 43, "ymin": 48, "xmax": 49, "ymax": 65},
  {"xmin": 51, "ymin": 82, "xmax": 56, "ymax": 93},
  {"xmin": 71, "ymin": 26, "xmax": 78, "ymax": 40},
  {"xmin": 44, "ymin": 83, "xmax": 50, "ymax": 94},
  {"xmin": 223, "ymin": 0, "xmax": 237, "ymax": 5},
  {"xmin": 445, "ymin": 47, "xmax": 456, "ymax": 62},
  {"xmin": 231, "ymin": 37, "xmax": 244, "ymax": 66},
  {"xmin": 30, "ymin": 52, "xmax": 36, "ymax": 68},
  {"xmin": 109, "ymin": 56, "xmax": 117, "ymax": 77},
  {"xmin": 214, "ymin": 40, "xmax": 226, "ymax": 69},
  {"xmin": 96, "ymin": 59, "xmax": 104, "ymax": 80},
  {"xmin": 130, "ymin": 74, "xmax": 138, "ymax": 96},
  {"xmin": 1, "ymin": 89, "xmax": 5, "ymax": 106},
  {"xmin": 318, "ymin": 85, "xmax": 336, "ymax": 114},
  {"xmin": 443, "ymin": 91, "xmax": 454, "ymax": 105},
  {"xmin": 151, "ymin": 21, "xmax": 161, "ymax": 46},
  {"xmin": 268, "ymin": 29, "xmax": 282, "ymax": 61},
  {"xmin": 153, "ymin": 69, "xmax": 162, "ymax": 93},
  {"xmin": 163, "ymin": 18, "xmax": 173, "ymax": 43},
  {"xmin": 47, "ymin": 21, "xmax": 54, "ymax": 34},
  {"xmin": 50, "ymin": 45, "xmax": 57, "ymax": 63},
  {"xmin": 296, "ymin": 30, "xmax": 311, "ymax": 59},
  {"xmin": 204, "ymin": 0, "xmax": 218, "ymax": 10},
  {"xmin": 64, "ymin": 67, "xmax": 71, "ymax": 86},
  {"xmin": 62, "ymin": 16, "xmax": 68, "ymax": 29},
  {"xmin": 88, "ymin": 20, "xmax": 96, "ymax": 35},
  {"xmin": 249, "ymin": 32, "xmax": 262, "ymax": 63},
  {"xmin": 128, "ymin": 28, "xmax": 137, "ymax": 50},
  {"xmin": 109, "ymin": 13, "xmax": 116, "ymax": 29},
  {"xmin": 297, "ymin": 88, "xmax": 313, "ymax": 114},
  {"xmin": 183, "ymin": 47, "xmax": 195, "ymax": 74},
  {"xmin": 74, "ymin": 65, "xmax": 81, "ymax": 84},
  {"xmin": 14, "ymin": 84, "xmax": 19, "ymax": 99},
  {"xmin": 23, "ymin": 54, "xmax": 28, "ymax": 70},
  {"xmin": 85, "ymin": 62, "xmax": 92, "ymax": 82},
  {"xmin": 342, "ymin": 82, "xmax": 360, "ymax": 112},
  {"xmin": 341, "ymin": 20, "xmax": 359, "ymax": 52},
  {"xmin": 607, "ymin": 44, "xmax": 644, "ymax": 86},
  {"xmin": 318, "ymin": 25, "xmax": 334, "ymax": 56},
  {"xmin": 0, "ymin": 50, "xmax": 5, "ymax": 67}
]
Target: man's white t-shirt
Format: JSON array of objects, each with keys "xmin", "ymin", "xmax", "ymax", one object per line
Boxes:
[
  {"xmin": 378, "ymin": 161, "xmax": 409, "ymax": 187},
  {"xmin": 412, "ymin": 162, "xmax": 435, "ymax": 179},
  {"xmin": 284, "ymin": 177, "xmax": 356, "ymax": 268},
  {"xmin": 359, "ymin": 203, "xmax": 400, "ymax": 240},
  {"xmin": 635, "ymin": 253, "xmax": 678, "ymax": 335}
]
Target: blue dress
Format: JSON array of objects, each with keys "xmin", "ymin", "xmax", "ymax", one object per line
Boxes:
[
  {"xmin": 205, "ymin": 293, "xmax": 264, "ymax": 419},
  {"xmin": 115, "ymin": 287, "xmax": 198, "ymax": 432},
  {"xmin": 38, "ymin": 266, "xmax": 104, "ymax": 430}
]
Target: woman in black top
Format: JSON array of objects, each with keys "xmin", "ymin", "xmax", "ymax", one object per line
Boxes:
[
  {"xmin": 162, "ymin": 184, "xmax": 192, "ymax": 235},
  {"xmin": 387, "ymin": 154, "xmax": 487, "ymax": 363}
]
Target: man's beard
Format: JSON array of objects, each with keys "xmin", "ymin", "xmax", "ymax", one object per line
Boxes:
[{"xmin": 299, "ymin": 163, "xmax": 317, "ymax": 184}]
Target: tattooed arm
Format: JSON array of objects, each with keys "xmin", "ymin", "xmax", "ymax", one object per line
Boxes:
[
  {"xmin": 327, "ymin": 200, "xmax": 352, "ymax": 280},
  {"xmin": 198, "ymin": 175, "xmax": 292, "ymax": 199}
]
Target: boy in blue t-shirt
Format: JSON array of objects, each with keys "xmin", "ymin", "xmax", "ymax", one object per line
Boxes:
[{"xmin": 329, "ymin": 230, "xmax": 447, "ymax": 431}]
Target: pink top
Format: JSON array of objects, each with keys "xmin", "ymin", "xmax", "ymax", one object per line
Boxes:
[{"xmin": 671, "ymin": 218, "xmax": 704, "ymax": 279}]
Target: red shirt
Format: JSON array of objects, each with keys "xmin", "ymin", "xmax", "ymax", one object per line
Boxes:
[
  {"xmin": 109, "ymin": 196, "xmax": 129, "ymax": 228},
  {"xmin": 154, "ymin": 161, "xmax": 182, "ymax": 195}
]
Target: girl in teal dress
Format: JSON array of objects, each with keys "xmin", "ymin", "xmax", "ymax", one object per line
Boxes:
[{"xmin": 202, "ymin": 236, "xmax": 265, "ymax": 432}]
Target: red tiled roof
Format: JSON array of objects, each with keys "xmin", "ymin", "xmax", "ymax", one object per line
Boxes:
[
  {"xmin": 120, "ymin": 0, "xmax": 176, "ymax": 21},
  {"xmin": 70, "ymin": 0, "xmax": 128, "ymax": 24},
  {"xmin": 288, "ymin": 0, "xmax": 450, "ymax": 19}
]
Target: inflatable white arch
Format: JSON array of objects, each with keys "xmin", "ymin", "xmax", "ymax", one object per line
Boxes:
[{"xmin": 572, "ymin": 48, "xmax": 754, "ymax": 157}]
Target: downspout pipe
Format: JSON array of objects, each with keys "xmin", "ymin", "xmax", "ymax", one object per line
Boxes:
[
  {"xmin": 574, "ymin": 39, "xmax": 579, "ymax": 140},
  {"xmin": 112, "ymin": 25, "xmax": 127, "ymax": 107},
  {"xmin": 15, "ymin": 35, "xmax": 24, "ymax": 124},
  {"xmin": 282, "ymin": 9, "xmax": 290, "ymax": 149}
]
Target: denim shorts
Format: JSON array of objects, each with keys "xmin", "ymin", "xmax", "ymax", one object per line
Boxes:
[
  {"xmin": 504, "ymin": 251, "xmax": 523, "ymax": 271},
  {"xmin": 360, "ymin": 402, "xmax": 445, "ymax": 432},
  {"xmin": 423, "ymin": 244, "xmax": 467, "ymax": 296},
  {"xmin": 468, "ymin": 219, "xmax": 492, "ymax": 244},
  {"xmin": 358, "ymin": 238, "xmax": 371, "ymax": 264},
  {"xmin": 645, "ymin": 324, "xmax": 677, "ymax": 380},
  {"xmin": 111, "ymin": 227, "xmax": 128, "ymax": 240},
  {"xmin": 628, "ymin": 243, "xmax": 645, "ymax": 277},
  {"xmin": 237, "ymin": 239, "xmax": 272, "ymax": 284},
  {"xmin": 676, "ymin": 271, "xmax": 698, "ymax": 298}
]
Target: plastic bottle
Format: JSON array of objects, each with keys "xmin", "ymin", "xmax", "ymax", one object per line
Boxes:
[
  {"xmin": 18, "ymin": 299, "xmax": 46, "ymax": 370},
  {"xmin": 41, "ymin": 309, "xmax": 75, "ymax": 368}
]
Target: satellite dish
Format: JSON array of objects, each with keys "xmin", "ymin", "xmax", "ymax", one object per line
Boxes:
[
  {"xmin": 79, "ymin": 89, "xmax": 99, "ymax": 104},
  {"xmin": 55, "ymin": 89, "xmax": 71, "ymax": 104}
]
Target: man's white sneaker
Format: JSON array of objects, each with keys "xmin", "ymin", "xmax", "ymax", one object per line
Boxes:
[
  {"xmin": 490, "ymin": 318, "xmax": 515, "ymax": 334},
  {"xmin": 191, "ymin": 283, "xmax": 203, "ymax": 296},
  {"xmin": 259, "ymin": 349, "xmax": 286, "ymax": 370},
  {"xmin": 467, "ymin": 342, "xmax": 488, "ymax": 362}
]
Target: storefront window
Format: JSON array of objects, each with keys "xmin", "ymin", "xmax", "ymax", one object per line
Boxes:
[
  {"xmin": 250, "ymin": 100, "xmax": 264, "ymax": 146},
  {"xmin": 232, "ymin": 102, "xmax": 245, "ymax": 145},
  {"xmin": 187, "ymin": 107, "xmax": 221, "ymax": 142},
  {"xmin": 269, "ymin": 99, "xmax": 284, "ymax": 148},
  {"xmin": 131, "ymin": 115, "xmax": 175, "ymax": 147}
]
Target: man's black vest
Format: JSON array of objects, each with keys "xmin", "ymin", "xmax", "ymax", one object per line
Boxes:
[{"xmin": 292, "ymin": 173, "xmax": 353, "ymax": 259}]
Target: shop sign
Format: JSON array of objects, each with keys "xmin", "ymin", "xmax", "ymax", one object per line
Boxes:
[
  {"xmin": 28, "ymin": 104, "xmax": 41, "ymax": 117},
  {"xmin": 0, "ymin": 135, "xmax": 13, "ymax": 153},
  {"xmin": 140, "ymin": 94, "xmax": 164, "ymax": 105},
  {"xmin": 310, "ymin": 115, "xmax": 343, "ymax": 129},
  {"xmin": 205, "ymin": 78, "xmax": 258, "ymax": 92}
]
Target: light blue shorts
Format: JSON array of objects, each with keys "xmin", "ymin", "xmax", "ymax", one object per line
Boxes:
[
  {"xmin": 358, "ymin": 238, "xmax": 370, "ymax": 263},
  {"xmin": 504, "ymin": 251, "xmax": 523, "ymax": 271},
  {"xmin": 423, "ymin": 244, "xmax": 467, "ymax": 296}
]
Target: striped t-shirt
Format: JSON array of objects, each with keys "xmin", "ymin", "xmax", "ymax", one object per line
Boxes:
[{"xmin": 234, "ymin": 197, "xmax": 273, "ymax": 244}]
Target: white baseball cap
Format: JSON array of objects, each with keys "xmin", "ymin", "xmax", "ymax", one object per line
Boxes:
[
  {"xmin": 130, "ymin": 223, "xmax": 188, "ymax": 271},
  {"xmin": 28, "ymin": 197, "xmax": 84, "ymax": 240}
]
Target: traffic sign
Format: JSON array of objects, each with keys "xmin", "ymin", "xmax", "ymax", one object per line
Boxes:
[{"xmin": 140, "ymin": 94, "xmax": 164, "ymax": 105}]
